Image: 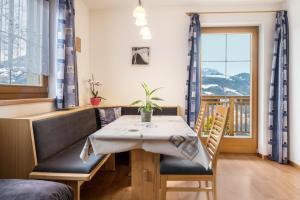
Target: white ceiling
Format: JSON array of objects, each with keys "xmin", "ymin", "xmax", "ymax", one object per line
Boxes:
[{"xmin": 84, "ymin": 0, "xmax": 285, "ymax": 9}]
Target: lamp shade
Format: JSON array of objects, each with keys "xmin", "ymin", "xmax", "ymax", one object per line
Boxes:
[
  {"xmin": 142, "ymin": 28, "xmax": 152, "ymax": 40},
  {"xmin": 135, "ymin": 17, "xmax": 147, "ymax": 26},
  {"xmin": 140, "ymin": 26, "xmax": 151, "ymax": 35},
  {"xmin": 142, "ymin": 33, "xmax": 152, "ymax": 40},
  {"xmin": 133, "ymin": 6, "xmax": 146, "ymax": 18}
]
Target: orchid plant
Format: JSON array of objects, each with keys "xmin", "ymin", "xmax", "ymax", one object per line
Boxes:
[{"xmin": 88, "ymin": 75, "xmax": 106, "ymax": 100}]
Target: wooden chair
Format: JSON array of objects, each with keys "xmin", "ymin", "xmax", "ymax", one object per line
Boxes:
[
  {"xmin": 160, "ymin": 106, "xmax": 229, "ymax": 200},
  {"xmin": 194, "ymin": 103, "xmax": 207, "ymax": 137}
]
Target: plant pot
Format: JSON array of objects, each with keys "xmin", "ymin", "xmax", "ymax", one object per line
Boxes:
[
  {"xmin": 141, "ymin": 109, "xmax": 153, "ymax": 122},
  {"xmin": 90, "ymin": 97, "xmax": 101, "ymax": 106}
]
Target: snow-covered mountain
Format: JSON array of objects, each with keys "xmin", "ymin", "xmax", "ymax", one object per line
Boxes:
[{"xmin": 202, "ymin": 68, "xmax": 250, "ymax": 96}]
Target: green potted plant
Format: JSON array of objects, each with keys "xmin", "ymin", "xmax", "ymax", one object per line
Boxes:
[
  {"xmin": 88, "ymin": 75, "xmax": 106, "ymax": 106},
  {"xmin": 131, "ymin": 82, "xmax": 163, "ymax": 122}
]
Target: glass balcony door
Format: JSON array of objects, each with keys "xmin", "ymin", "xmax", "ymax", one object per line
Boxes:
[{"xmin": 200, "ymin": 27, "xmax": 258, "ymax": 153}]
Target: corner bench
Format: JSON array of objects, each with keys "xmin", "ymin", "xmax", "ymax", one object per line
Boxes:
[
  {"xmin": 29, "ymin": 108, "xmax": 111, "ymax": 200},
  {"xmin": 0, "ymin": 105, "xmax": 179, "ymax": 200}
]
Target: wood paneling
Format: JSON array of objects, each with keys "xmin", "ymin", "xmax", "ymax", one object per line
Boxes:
[{"xmin": 0, "ymin": 119, "xmax": 35, "ymax": 178}]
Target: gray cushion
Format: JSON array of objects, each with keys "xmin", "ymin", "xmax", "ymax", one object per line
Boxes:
[
  {"xmin": 121, "ymin": 106, "xmax": 178, "ymax": 116},
  {"xmin": 33, "ymin": 139, "xmax": 105, "ymax": 174},
  {"xmin": 160, "ymin": 155, "xmax": 213, "ymax": 175},
  {"xmin": 98, "ymin": 107, "xmax": 121, "ymax": 128},
  {"xmin": 33, "ymin": 109, "xmax": 99, "ymax": 162},
  {"xmin": 0, "ymin": 179, "xmax": 73, "ymax": 200}
]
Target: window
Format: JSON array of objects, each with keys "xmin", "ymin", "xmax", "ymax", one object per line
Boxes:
[
  {"xmin": 0, "ymin": 0, "xmax": 49, "ymax": 100},
  {"xmin": 201, "ymin": 28, "xmax": 252, "ymax": 96},
  {"xmin": 200, "ymin": 27, "xmax": 258, "ymax": 153}
]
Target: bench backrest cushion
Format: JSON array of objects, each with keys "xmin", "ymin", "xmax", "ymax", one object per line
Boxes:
[
  {"xmin": 32, "ymin": 108, "xmax": 99, "ymax": 162},
  {"xmin": 96, "ymin": 107, "xmax": 121, "ymax": 128},
  {"xmin": 121, "ymin": 106, "xmax": 178, "ymax": 116}
]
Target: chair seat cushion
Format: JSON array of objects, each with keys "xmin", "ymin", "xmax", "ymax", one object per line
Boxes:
[
  {"xmin": 33, "ymin": 139, "xmax": 105, "ymax": 174},
  {"xmin": 160, "ymin": 155, "xmax": 212, "ymax": 175}
]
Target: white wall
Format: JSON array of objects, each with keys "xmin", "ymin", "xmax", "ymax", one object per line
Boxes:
[
  {"xmin": 90, "ymin": 3, "xmax": 282, "ymax": 155},
  {"xmin": 0, "ymin": 0, "xmax": 91, "ymax": 118},
  {"xmin": 285, "ymin": 0, "xmax": 300, "ymax": 165},
  {"xmin": 75, "ymin": 0, "xmax": 91, "ymax": 106}
]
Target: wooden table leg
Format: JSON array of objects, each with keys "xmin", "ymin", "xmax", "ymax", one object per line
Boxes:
[{"xmin": 131, "ymin": 149, "xmax": 160, "ymax": 200}]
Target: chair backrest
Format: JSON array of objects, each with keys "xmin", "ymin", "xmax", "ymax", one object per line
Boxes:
[
  {"xmin": 205, "ymin": 106, "xmax": 229, "ymax": 169},
  {"xmin": 194, "ymin": 103, "xmax": 207, "ymax": 137}
]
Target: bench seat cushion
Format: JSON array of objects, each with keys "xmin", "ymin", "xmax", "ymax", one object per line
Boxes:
[
  {"xmin": 33, "ymin": 139, "xmax": 105, "ymax": 174},
  {"xmin": 160, "ymin": 155, "xmax": 212, "ymax": 175},
  {"xmin": 0, "ymin": 179, "xmax": 73, "ymax": 200}
]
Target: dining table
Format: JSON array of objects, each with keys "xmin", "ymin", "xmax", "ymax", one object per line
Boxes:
[{"xmin": 80, "ymin": 115, "xmax": 210, "ymax": 200}]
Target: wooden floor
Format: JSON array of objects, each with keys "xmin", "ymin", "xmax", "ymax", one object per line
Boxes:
[{"xmin": 81, "ymin": 154, "xmax": 300, "ymax": 200}]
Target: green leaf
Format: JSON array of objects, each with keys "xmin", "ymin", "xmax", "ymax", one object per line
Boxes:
[
  {"xmin": 138, "ymin": 107, "xmax": 143, "ymax": 113},
  {"xmin": 150, "ymin": 87, "xmax": 162, "ymax": 95},
  {"xmin": 151, "ymin": 97, "xmax": 164, "ymax": 101},
  {"xmin": 131, "ymin": 100, "xmax": 142, "ymax": 106},
  {"xmin": 152, "ymin": 103, "xmax": 162, "ymax": 111},
  {"xmin": 141, "ymin": 82, "xmax": 150, "ymax": 96}
]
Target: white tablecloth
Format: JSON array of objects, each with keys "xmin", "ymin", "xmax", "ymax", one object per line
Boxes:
[{"xmin": 80, "ymin": 115, "xmax": 211, "ymax": 169}]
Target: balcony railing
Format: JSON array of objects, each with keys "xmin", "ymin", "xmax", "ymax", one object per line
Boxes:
[{"xmin": 201, "ymin": 96, "xmax": 251, "ymax": 137}]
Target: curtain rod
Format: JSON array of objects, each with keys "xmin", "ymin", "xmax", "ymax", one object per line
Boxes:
[{"xmin": 186, "ymin": 10, "xmax": 282, "ymax": 16}]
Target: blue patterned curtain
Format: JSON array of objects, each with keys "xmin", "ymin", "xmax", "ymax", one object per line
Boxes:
[
  {"xmin": 56, "ymin": 0, "xmax": 79, "ymax": 109},
  {"xmin": 268, "ymin": 11, "xmax": 289, "ymax": 164},
  {"xmin": 185, "ymin": 14, "xmax": 201, "ymax": 128}
]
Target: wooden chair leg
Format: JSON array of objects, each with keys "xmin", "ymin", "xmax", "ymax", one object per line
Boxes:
[
  {"xmin": 212, "ymin": 176, "xmax": 217, "ymax": 200},
  {"xmin": 67, "ymin": 181, "xmax": 81, "ymax": 200},
  {"xmin": 160, "ymin": 176, "xmax": 167, "ymax": 200},
  {"xmin": 205, "ymin": 181, "xmax": 210, "ymax": 200}
]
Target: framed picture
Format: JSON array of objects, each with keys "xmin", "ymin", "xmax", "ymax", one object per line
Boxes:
[{"xmin": 132, "ymin": 47, "xmax": 150, "ymax": 65}]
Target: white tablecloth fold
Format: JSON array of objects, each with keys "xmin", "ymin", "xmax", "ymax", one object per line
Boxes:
[{"xmin": 80, "ymin": 116, "xmax": 211, "ymax": 169}]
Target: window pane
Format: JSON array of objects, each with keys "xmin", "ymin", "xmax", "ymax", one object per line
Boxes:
[
  {"xmin": 202, "ymin": 34, "xmax": 226, "ymax": 61},
  {"xmin": 11, "ymin": 66, "xmax": 26, "ymax": 85},
  {"xmin": 0, "ymin": 67, "xmax": 10, "ymax": 84},
  {"xmin": 0, "ymin": 0, "xmax": 43, "ymax": 86},
  {"xmin": 201, "ymin": 62, "xmax": 226, "ymax": 96},
  {"xmin": 226, "ymin": 62, "xmax": 251, "ymax": 96},
  {"xmin": 227, "ymin": 34, "xmax": 251, "ymax": 61}
]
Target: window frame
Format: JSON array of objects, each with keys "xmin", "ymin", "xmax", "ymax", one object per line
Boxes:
[
  {"xmin": 0, "ymin": 76, "xmax": 48, "ymax": 100},
  {"xmin": 199, "ymin": 26, "xmax": 259, "ymax": 154},
  {"xmin": 0, "ymin": 0, "xmax": 49, "ymax": 100}
]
